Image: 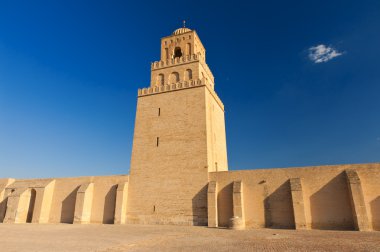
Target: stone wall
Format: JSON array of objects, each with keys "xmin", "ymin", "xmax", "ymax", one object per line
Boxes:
[
  {"xmin": 0, "ymin": 175, "xmax": 128, "ymax": 224},
  {"xmin": 1, "ymin": 163, "xmax": 379, "ymax": 231},
  {"xmin": 208, "ymin": 163, "xmax": 380, "ymax": 231}
]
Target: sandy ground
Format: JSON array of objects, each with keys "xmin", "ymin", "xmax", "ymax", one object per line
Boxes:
[{"xmin": 0, "ymin": 224, "xmax": 379, "ymax": 252}]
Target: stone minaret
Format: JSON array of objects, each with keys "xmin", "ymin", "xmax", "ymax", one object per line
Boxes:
[{"xmin": 127, "ymin": 26, "xmax": 228, "ymax": 225}]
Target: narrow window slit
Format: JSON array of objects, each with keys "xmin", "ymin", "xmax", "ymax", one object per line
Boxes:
[
  {"xmin": 158, "ymin": 108, "xmax": 160, "ymax": 116},
  {"xmin": 156, "ymin": 137, "xmax": 159, "ymax": 147}
]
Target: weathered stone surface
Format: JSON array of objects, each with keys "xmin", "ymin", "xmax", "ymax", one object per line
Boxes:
[
  {"xmin": 114, "ymin": 181, "xmax": 129, "ymax": 224},
  {"xmin": 207, "ymin": 181, "xmax": 218, "ymax": 227},
  {"xmin": 74, "ymin": 183, "xmax": 94, "ymax": 224},
  {"xmin": 0, "ymin": 178, "xmax": 15, "ymax": 222},
  {"xmin": 345, "ymin": 169, "xmax": 370, "ymax": 231},
  {"xmin": 290, "ymin": 178, "xmax": 308, "ymax": 230},
  {"xmin": 231, "ymin": 181, "xmax": 245, "ymax": 229},
  {"xmin": 209, "ymin": 163, "xmax": 380, "ymax": 230}
]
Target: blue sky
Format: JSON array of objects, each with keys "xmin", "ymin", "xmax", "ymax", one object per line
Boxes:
[{"xmin": 0, "ymin": 0, "xmax": 379, "ymax": 178}]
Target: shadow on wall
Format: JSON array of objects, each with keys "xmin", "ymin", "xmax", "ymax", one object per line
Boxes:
[
  {"xmin": 217, "ymin": 183, "xmax": 233, "ymax": 227},
  {"xmin": 26, "ymin": 189, "xmax": 37, "ymax": 223},
  {"xmin": 0, "ymin": 197, "xmax": 8, "ymax": 223},
  {"xmin": 60, "ymin": 186, "xmax": 80, "ymax": 224},
  {"xmin": 310, "ymin": 172, "xmax": 354, "ymax": 230},
  {"xmin": 370, "ymin": 196, "xmax": 380, "ymax": 231},
  {"xmin": 192, "ymin": 185, "xmax": 208, "ymax": 226},
  {"xmin": 103, "ymin": 185, "xmax": 117, "ymax": 224},
  {"xmin": 264, "ymin": 180, "xmax": 295, "ymax": 229}
]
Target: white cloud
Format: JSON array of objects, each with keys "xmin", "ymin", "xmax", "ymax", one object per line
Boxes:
[{"xmin": 308, "ymin": 44, "xmax": 343, "ymax": 63}]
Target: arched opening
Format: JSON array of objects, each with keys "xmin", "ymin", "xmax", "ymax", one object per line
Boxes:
[
  {"xmin": 156, "ymin": 74, "xmax": 164, "ymax": 86},
  {"xmin": 184, "ymin": 69, "xmax": 192, "ymax": 81},
  {"xmin": 186, "ymin": 43, "xmax": 191, "ymax": 56},
  {"xmin": 174, "ymin": 47, "xmax": 182, "ymax": 58},
  {"xmin": 170, "ymin": 72, "xmax": 179, "ymax": 83},
  {"xmin": 26, "ymin": 189, "xmax": 36, "ymax": 223}
]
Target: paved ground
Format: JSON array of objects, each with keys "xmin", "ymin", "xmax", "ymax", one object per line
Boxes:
[{"xmin": 0, "ymin": 224, "xmax": 379, "ymax": 251}]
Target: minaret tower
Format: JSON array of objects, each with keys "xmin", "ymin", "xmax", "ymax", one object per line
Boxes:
[{"xmin": 127, "ymin": 25, "xmax": 228, "ymax": 225}]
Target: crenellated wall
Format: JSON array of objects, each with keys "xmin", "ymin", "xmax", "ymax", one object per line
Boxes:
[
  {"xmin": 150, "ymin": 53, "xmax": 214, "ymax": 88},
  {"xmin": 139, "ymin": 78, "xmax": 224, "ymax": 110},
  {"xmin": 208, "ymin": 163, "xmax": 380, "ymax": 231},
  {"xmin": 151, "ymin": 54, "xmax": 200, "ymax": 70}
]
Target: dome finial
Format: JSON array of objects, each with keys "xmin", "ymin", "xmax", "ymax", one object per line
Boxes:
[{"xmin": 172, "ymin": 25, "xmax": 192, "ymax": 35}]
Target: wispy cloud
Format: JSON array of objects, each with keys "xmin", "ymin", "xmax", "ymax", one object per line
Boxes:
[{"xmin": 308, "ymin": 44, "xmax": 343, "ymax": 63}]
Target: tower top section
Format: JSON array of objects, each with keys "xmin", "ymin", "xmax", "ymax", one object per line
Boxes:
[
  {"xmin": 159, "ymin": 26, "xmax": 206, "ymax": 62},
  {"xmin": 172, "ymin": 20, "xmax": 189, "ymax": 34},
  {"xmin": 149, "ymin": 27, "xmax": 214, "ymax": 89}
]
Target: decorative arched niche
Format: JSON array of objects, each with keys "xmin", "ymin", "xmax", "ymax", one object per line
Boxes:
[
  {"xmin": 156, "ymin": 74, "xmax": 164, "ymax": 86},
  {"xmin": 184, "ymin": 69, "xmax": 192, "ymax": 81},
  {"xmin": 170, "ymin": 72, "xmax": 180, "ymax": 83}
]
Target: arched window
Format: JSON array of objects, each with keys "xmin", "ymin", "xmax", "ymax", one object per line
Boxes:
[
  {"xmin": 156, "ymin": 74, "xmax": 164, "ymax": 86},
  {"xmin": 186, "ymin": 43, "xmax": 191, "ymax": 55},
  {"xmin": 184, "ymin": 69, "xmax": 192, "ymax": 81},
  {"xmin": 170, "ymin": 72, "xmax": 179, "ymax": 83},
  {"xmin": 174, "ymin": 47, "xmax": 182, "ymax": 58}
]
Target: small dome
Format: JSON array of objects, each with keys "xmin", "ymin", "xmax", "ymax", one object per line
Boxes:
[{"xmin": 173, "ymin": 27, "xmax": 191, "ymax": 35}]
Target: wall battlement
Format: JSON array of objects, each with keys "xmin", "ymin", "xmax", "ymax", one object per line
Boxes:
[
  {"xmin": 138, "ymin": 78, "xmax": 224, "ymax": 110},
  {"xmin": 151, "ymin": 53, "xmax": 200, "ymax": 69},
  {"xmin": 151, "ymin": 53, "xmax": 214, "ymax": 82}
]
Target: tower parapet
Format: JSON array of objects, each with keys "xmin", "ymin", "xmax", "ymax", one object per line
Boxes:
[
  {"xmin": 138, "ymin": 78, "xmax": 224, "ymax": 110},
  {"xmin": 150, "ymin": 53, "xmax": 214, "ymax": 88},
  {"xmin": 151, "ymin": 53, "xmax": 199, "ymax": 69}
]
